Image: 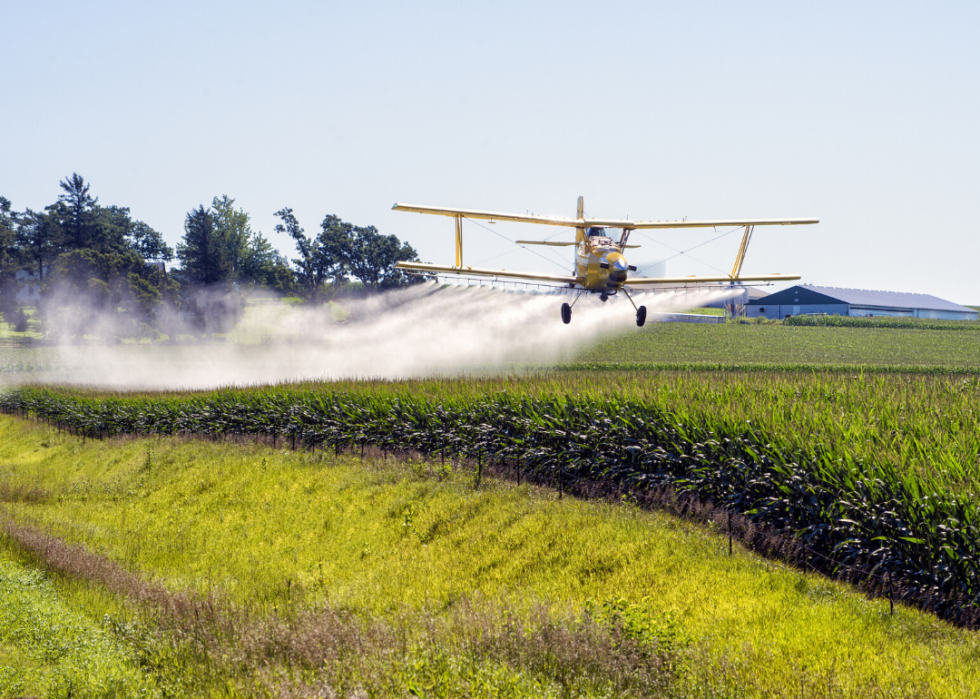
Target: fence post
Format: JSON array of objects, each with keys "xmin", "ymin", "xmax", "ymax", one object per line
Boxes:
[{"xmin": 728, "ymin": 511, "xmax": 733, "ymax": 556}]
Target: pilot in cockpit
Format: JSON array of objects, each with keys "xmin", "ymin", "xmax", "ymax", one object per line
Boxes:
[{"xmin": 587, "ymin": 226, "xmax": 613, "ymax": 247}]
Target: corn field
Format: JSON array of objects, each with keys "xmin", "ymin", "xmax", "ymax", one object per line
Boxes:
[{"xmin": 3, "ymin": 371, "xmax": 980, "ymax": 626}]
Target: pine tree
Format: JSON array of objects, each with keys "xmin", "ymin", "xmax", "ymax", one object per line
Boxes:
[
  {"xmin": 52, "ymin": 173, "xmax": 99, "ymax": 251},
  {"xmin": 176, "ymin": 206, "xmax": 232, "ymax": 285}
]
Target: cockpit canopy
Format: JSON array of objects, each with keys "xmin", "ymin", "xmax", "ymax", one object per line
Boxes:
[{"xmin": 587, "ymin": 226, "xmax": 615, "ymax": 247}]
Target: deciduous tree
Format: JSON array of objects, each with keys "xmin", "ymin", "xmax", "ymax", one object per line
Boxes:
[{"xmin": 275, "ymin": 208, "xmax": 343, "ymax": 301}]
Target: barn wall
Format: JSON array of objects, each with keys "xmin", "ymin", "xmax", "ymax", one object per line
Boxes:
[
  {"xmin": 848, "ymin": 305, "xmax": 913, "ymax": 318},
  {"xmin": 913, "ymin": 308, "xmax": 979, "ymax": 321},
  {"xmin": 746, "ymin": 303, "xmax": 849, "ymax": 319}
]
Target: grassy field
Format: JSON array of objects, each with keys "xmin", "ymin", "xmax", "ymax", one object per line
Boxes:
[
  {"xmin": 0, "ymin": 552, "xmax": 158, "ymax": 697},
  {"xmin": 2, "ymin": 415, "xmax": 980, "ymax": 697},
  {"xmin": 574, "ymin": 323, "xmax": 980, "ymax": 369}
]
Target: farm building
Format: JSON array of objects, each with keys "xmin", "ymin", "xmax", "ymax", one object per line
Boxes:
[{"xmin": 746, "ymin": 284, "xmax": 978, "ymax": 321}]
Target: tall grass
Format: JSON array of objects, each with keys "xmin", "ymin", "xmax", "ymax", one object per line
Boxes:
[{"xmin": 4, "ymin": 415, "xmax": 980, "ymax": 698}]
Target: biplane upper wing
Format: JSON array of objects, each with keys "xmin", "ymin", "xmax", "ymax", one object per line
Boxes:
[
  {"xmin": 626, "ymin": 273, "xmax": 801, "ymax": 286},
  {"xmin": 395, "ymin": 261, "xmax": 579, "ymax": 285},
  {"xmin": 393, "ymin": 203, "xmax": 818, "ymax": 229},
  {"xmin": 393, "ymin": 203, "xmax": 580, "ymax": 227},
  {"xmin": 615, "ymin": 218, "xmax": 818, "ymax": 229}
]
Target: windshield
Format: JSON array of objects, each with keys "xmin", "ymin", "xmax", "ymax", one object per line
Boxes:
[{"xmin": 587, "ymin": 227, "xmax": 605, "ymax": 237}]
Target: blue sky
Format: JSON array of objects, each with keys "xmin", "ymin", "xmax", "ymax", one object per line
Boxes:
[{"xmin": 3, "ymin": 1, "xmax": 978, "ymax": 302}]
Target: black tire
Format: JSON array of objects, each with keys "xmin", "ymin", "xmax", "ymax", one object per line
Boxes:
[
  {"xmin": 561, "ymin": 302, "xmax": 572, "ymax": 324},
  {"xmin": 636, "ymin": 305, "xmax": 647, "ymax": 327}
]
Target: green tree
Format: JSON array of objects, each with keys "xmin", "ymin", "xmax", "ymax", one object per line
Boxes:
[
  {"xmin": 92, "ymin": 205, "xmax": 137, "ymax": 254},
  {"xmin": 213, "ymin": 195, "xmax": 290, "ymax": 289},
  {"xmin": 321, "ymin": 218, "xmax": 424, "ymax": 290},
  {"xmin": 49, "ymin": 173, "xmax": 99, "ymax": 251},
  {"xmin": 0, "ymin": 197, "xmax": 21, "ymax": 317},
  {"xmin": 275, "ymin": 208, "xmax": 343, "ymax": 301},
  {"xmin": 43, "ymin": 248, "xmax": 163, "ymax": 340},
  {"xmin": 211, "ymin": 195, "xmax": 251, "ymax": 278},
  {"xmin": 176, "ymin": 206, "xmax": 232, "ymax": 285},
  {"xmin": 15, "ymin": 209, "xmax": 58, "ymax": 285},
  {"xmin": 128, "ymin": 220, "xmax": 174, "ymax": 261},
  {"xmin": 124, "ymin": 266, "xmax": 179, "ymax": 326}
]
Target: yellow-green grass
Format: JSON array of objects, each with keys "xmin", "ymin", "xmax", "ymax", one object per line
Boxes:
[
  {"xmin": 1, "ymin": 417, "xmax": 979, "ymax": 697},
  {"xmin": 0, "ymin": 549, "xmax": 160, "ymax": 698}
]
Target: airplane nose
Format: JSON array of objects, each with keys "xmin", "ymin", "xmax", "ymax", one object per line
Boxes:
[{"xmin": 606, "ymin": 254, "xmax": 629, "ymax": 283}]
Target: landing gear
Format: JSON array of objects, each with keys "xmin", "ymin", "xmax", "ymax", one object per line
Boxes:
[
  {"xmin": 600, "ymin": 291, "xmax": 609, "ymax": 303},
  {"xmin": 620, "ymin": 287, "xmax": 647, "ymax": 327},
  {"xmin": 561, "ymin": 302, "xmax": 572, "ymax": 324},
  {"xmin": 561, "ymin": 291, "xmax": 584, "ymax": 325}
]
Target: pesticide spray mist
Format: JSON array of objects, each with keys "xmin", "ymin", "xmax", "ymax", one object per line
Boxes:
[{"xmin": 24, "ymin": 283, "xmax": 740, "ymax": 390}]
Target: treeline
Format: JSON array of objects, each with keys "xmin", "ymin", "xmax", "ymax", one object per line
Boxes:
[{"xmin": 0, "ymin": 174, "xmax": 424, "ymax": 340}]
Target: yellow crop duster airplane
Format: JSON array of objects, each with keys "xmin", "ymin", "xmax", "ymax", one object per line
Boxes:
[{"xmin": 393, "ymin": 197, "xmax": 817, "ymax": 327}]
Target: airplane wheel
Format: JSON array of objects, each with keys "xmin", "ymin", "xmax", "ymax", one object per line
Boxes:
[
  {"xmin": 600, "ymin": 292, "xmax": 608, "ymax": 303},
  {"xmin": 561, "ymin": 302, "xmax": 572, "ymax": 324},
  {"xmin": 636, "ymin": 305, "xmax": 647, "ymax": 327}
]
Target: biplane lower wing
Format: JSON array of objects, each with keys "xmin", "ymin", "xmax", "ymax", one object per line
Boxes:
[
  {"xmin": 516, "ymin": 240, "xmax": 640, "ymax": 249},
  {"xmin": 626, "ymin": 273, "xmax": 801, "ymax": 286},
  {"xmin": 395, "ymin": 261, "xmax": 580, "ymax": 285},
  {"xmin": 514, "ymin": 240, "xmax": 576, "ymax": 247}
]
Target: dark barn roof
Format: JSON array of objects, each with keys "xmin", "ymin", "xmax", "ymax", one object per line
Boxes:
[{"xmin": 747, "ymin": 285, "xmax": 975, "ymax": 314}]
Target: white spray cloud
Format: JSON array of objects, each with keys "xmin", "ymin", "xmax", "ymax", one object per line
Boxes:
[{"xmin": 15, "ymin": 283, "xmax": 740, "ymax": 390}]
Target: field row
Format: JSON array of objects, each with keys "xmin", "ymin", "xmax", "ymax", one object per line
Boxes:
[{"xmin": 4, "ymin": 372, "xmax": 980, "ymax": 624}]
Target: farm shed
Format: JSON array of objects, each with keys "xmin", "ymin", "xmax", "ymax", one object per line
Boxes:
[{"xmin": 746, "ymin": 285, "xmax": 978, "ymax": 321}]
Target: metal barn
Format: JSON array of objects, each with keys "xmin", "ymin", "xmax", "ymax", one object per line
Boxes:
[{"xmin": 745, "ymin": 285, "xmax": 978, "ymax": 321}]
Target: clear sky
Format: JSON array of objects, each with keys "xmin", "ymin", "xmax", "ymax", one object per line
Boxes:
[{"xmin": 3, "ymin": 1, "xmax": 978, "ymax": 303}]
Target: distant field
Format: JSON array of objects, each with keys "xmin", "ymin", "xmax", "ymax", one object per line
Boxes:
[{"xmin": 574, "ymin": 322, "xmax": 980, "ymax": 369}]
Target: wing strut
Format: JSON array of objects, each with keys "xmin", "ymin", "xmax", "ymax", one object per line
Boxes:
[
  {"xmin": 730, "ymin": 225, "xmax": 754, "ymax": 277},
  {"xmin": 454, "ymin": 215, "xmax": 463, "ymax": 268}
]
